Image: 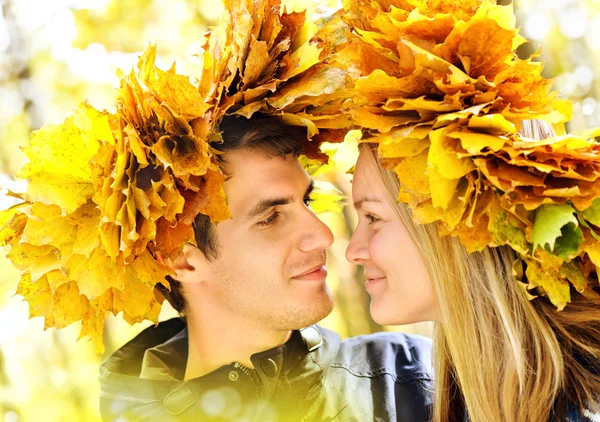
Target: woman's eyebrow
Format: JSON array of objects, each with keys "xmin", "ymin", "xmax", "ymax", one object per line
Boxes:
[{"xmin": 353, "ymin": 197, "xmax": 382, "ymax": 211}]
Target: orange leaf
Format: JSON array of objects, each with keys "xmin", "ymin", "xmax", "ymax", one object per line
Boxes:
[
  {"xmin": 198, "ymin": 170, "xmax": 231, "ymax": 223},
  {"xmin": 154, "ymin": 218, "xmax": 195, "ymax": 259}
]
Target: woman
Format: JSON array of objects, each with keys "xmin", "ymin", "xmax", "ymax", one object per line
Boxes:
[{"xmin": 346, "ymin": 120, "xmax": 600, "ymax": 422}]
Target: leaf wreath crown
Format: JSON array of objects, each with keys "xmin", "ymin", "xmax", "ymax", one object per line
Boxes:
[
  {"xmin": 334, "ymin": 0, "xmax": 600, "ymax": 312},
  {"xmin": 0, "ymin": 0, "xmax": 349, "ymax": 354}
]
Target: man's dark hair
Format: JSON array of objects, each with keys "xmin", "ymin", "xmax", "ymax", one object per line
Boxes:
[{"xmin": 157, "ymin": 115, "xmax": 307, "ymax": 314}]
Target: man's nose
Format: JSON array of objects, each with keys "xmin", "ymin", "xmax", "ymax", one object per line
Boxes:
[{"xmin": 297, "ymin": 210, "xmax": 334, "ymax": 252}]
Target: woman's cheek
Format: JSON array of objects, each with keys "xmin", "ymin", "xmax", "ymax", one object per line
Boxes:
[{"xmin": 369, "ymin": 229, "xmax": 396, "ymax": 271}]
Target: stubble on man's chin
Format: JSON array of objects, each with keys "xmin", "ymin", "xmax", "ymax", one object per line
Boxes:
[{"xmin": 265, "ymin": 286, "xmax": 335, "ymax": 331}]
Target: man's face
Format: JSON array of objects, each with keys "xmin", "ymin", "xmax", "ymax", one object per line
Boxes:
[{"xmin": 198, "ymin": 149, "xmax": 335, "ymax": 330}]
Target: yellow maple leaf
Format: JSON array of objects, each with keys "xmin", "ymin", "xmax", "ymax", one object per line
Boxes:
[
  {"xmin": 7, "ymin": 243, "xmax": 61, "ymax": 283},
  {"xmin": 380, "ymin": 136, "xmax": 430, "ymax": 158},
  {"xmin": 16, "ymin": 272, "xmax": 54, "ymax": 320},
  {"xmin": 69, "ymin": 203, "xmax": 101, "ymax": 258},
  {"xmin": 443, "ymin": 174, "xmax": 476, "ymax": 230},
  {"xmin": 351, "ymin": 108, "xmax": 421, "ymax": 133},
  {"xmin": 450, "ymin": 214, "xmax": 493, "ymax": 253},
  {"xmin": 52, "ymin": 281, "xmax": 88, "ymax": 329},
  {"xmin": 412, "ymin": 201, "xmax": 443, "ymax": 224},
  {"xmin": 428, "ymin": 128, "xmax": 476, "ymax": 179},
  {"xmin": 19, "ymin": 203, "xmax": 77, "ymax": 253},
  {"xmin": 152, "ymin": 135, "xmax": 211, "ymax": 178},
  {"xmin": 448, "ymin": 130, "xmax": 508, "ymax": 154},
  {"xmin": 78, "ymin": 288, "xmax": 117, "ymax": 355},
  {"xmin": 17, "ymin": 103, "xmax": 113, "ymax": 214},
  {"xmin": 429, "ymin": 169, "xmax": 460, "ymax": 210},
  {"xmin": 66, "ymin": 249, "xmax": 126, "ymax": 299},
  {"xmin": 524, "ymin": 258, "xmax": 570, "ymax": 311},
  {"xmin": 138, "ymin": 46, "xmax": 210, "ymax": 120},
  {"xmin": 0, "ymin": 204, "xmax": 28, "ymax": 246},
  {"xmin": 241, "ymin": 36, "xmax": 271, "ymax": 88},
  {"xmin": 393, "ymin": 150, "xmax": 431, "ymax": 195},
  {"xmin": 467, "ymin": 114, "xmax": 517, "ymax": 133},
  {"xmin": 559, "ymin": 261, "xmax": 587, "ymax": 294},
  {"xmin": 267, "ymin": 65, "xmax": 347, "ymax": 110},
  {"xmin": 456, "ymin": 17, "xmax": 514, "ymax": 79}
]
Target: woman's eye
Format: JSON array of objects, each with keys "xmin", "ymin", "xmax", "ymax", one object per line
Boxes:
[
  {"xmin": 365, "ymin": 214, "xmax": 380, "ymax": 224},
  {"xmin": 303, "ymin": 195, "xmax": 313, "ymax": 207},
  {"xmin": 257, "ymin": 211, "xmax": 280, "ymax": 227}
]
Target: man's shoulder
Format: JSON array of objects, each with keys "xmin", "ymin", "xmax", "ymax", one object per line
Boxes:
[
  {"xmin": 99, "ymin": 318, "xmax": 186, "ymax": 378},
  {"xmin": 317, "ymin": 326, "xmax": 433, "ymax": 382}
]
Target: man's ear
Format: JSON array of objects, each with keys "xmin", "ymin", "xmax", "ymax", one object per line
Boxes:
[{"xmin": 172, "ymin": 244, "xmax": 210, "ymax": 285}]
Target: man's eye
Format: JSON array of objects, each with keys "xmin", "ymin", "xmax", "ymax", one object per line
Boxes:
[
  {"xmin": 304, "ymin": 195, "xmax": 313, "ymax": 207},
  {"xmin": 257, "ymin": 212, "xmax": 280, "ymax": 227}
]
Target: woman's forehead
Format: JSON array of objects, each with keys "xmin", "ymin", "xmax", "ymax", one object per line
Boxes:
[{"xmin": 353, "ymin": 149, "xmax": 388, "ymax": 199}]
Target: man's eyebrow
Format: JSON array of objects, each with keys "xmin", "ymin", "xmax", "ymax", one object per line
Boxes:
[
  {"xmin": 353, "ymin": 197, "xmax": 382, "ymax": 211},
  {"xmin": 243, "ymin": 179, "xmax": 315, "ymax": 223}
]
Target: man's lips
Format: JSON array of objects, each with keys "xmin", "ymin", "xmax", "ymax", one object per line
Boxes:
[{"xmin": 292, "ymin": 264, "xmax": 327, "ymax": 280}]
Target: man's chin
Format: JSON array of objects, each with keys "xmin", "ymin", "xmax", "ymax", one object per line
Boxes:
[
  {"xmin": 282, "ymin": 291, "xmax": 334, "ymax": 330},
  {"xmin": 311, "ymin": 296, "xmax": 334, "ymax": 325}
]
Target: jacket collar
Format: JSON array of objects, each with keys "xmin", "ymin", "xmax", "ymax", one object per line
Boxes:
[
  {"xmin": 136, "ymin": 319, "xmax": 323, "ymax": 382},
  {"xmin": 99, "ymin": 318, "xmax": 327, "ymax": 411}
]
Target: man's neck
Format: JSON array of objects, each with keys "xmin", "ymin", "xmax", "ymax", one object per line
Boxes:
[{"xmin": 183, "ymin": 306, "xmax": 292, "ymax": 381}]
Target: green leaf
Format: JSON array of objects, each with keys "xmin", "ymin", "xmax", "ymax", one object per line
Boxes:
[
  {"xmin": 577, "ymin": 213, "xmax": 600, "ymax": 241},
  {"xmin": 532, "ymin": 204, "xmax": 583, "ymax": 258},
  {"xmin": 299, "ymin": 155, "xmax": 330, "ymax": 177},
  {"xmin": 552, "ymin": 223, "xmax": 583, "ymax": 259},
  {"xmin": 309, "ymin": 181, "xmax": 345, "ymax": 214},
  {"xmin": 581, "ymin": 198, "xmax": 600, "ymax": 226}
]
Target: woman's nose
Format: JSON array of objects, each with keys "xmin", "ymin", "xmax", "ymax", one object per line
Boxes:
[{"xmin": 345, "ymin": 225, "xmax": 369, "ymax": 264}]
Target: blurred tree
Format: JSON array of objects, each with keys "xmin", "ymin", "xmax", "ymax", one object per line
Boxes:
[
  {"xmin": 515, "ymin": 0, "xmax": 600, "ymax": 130},
  {"xmin": 72, "ymin": 0, "xmax": 220, "ymax": 53},
  {"xmin": 0, "ymin": 0, "xmax": 37, "ymax": 177}
]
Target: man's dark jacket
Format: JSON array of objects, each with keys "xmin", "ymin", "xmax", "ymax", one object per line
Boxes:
[{"xmin": 99, "ymin": 318, "xmax": 433, "ymax": 421}]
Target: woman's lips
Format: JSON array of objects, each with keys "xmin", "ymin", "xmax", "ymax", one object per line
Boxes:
[{"xmin": 365, "ymin": 277, "xmax": 386, "ymax": 291}]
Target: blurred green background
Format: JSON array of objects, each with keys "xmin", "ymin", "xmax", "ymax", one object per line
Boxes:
[{"xmin": 0, "ymin": 0, "xmax": 596, "ymax": 420}]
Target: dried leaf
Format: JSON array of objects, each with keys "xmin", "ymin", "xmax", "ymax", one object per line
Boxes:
[
  {"xmin": 197, "ymin": 170, "xmax": 231, "ymax": 223},
  {"xmin": 17, "ymin": 103, "xmax": 112, "ymax": 213}
]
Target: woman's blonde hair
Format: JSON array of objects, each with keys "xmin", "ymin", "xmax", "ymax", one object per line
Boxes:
[{"xmin": 361, "ymin": 120, "xmax": 600, "ymax": 422}]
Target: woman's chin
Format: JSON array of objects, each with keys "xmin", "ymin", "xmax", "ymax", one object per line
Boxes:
[
  {"xmin": 370, "ymin": 302, "xmax": 433, "ymax": 326},
  {"xmin": 370, "ymin": 302, "xmax": 401, "ymax": 326}
]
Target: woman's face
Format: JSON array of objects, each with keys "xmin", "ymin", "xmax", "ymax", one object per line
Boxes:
[{"xmin": 346, "ymin": 148, "xmax": 439, "ymax": 325}]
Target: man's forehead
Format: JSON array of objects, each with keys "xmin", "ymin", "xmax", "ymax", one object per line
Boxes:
[
  {"xmin": 221, "ymin": 149, "xmax": 309, "ymax": 210},
  {"xmin": 221, "ymin": 148, "xmax": 283, "ymax": 173}
]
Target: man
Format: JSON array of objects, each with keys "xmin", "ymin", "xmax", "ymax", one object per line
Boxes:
[{"xmin": 99, "ymin": 115, "xmax": 433, "ymax": 421}]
